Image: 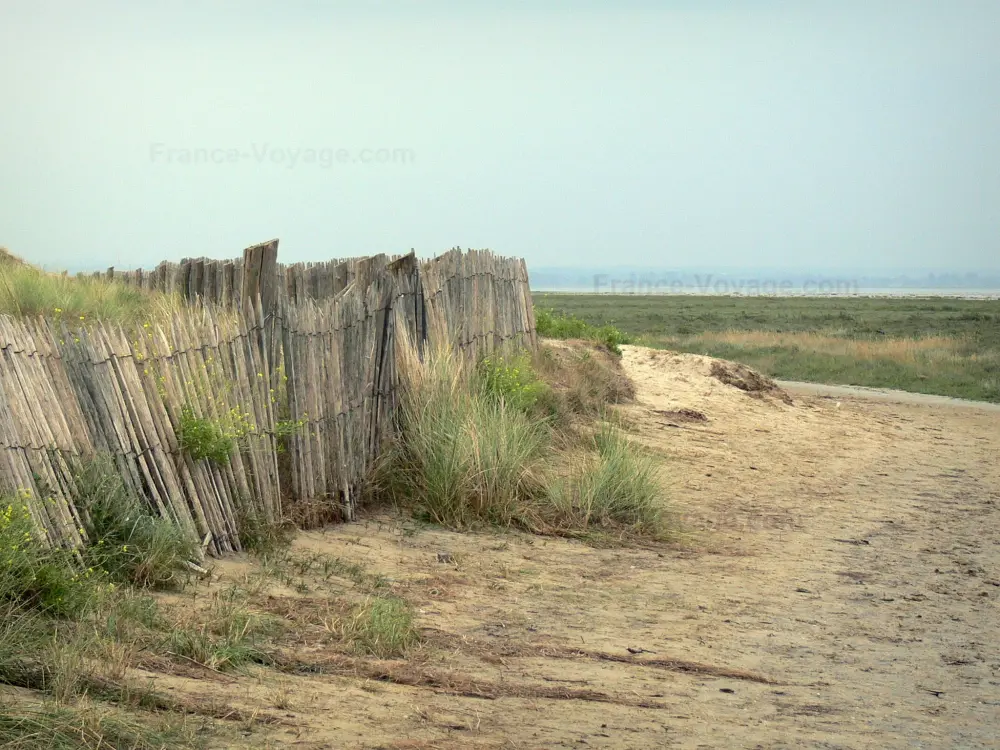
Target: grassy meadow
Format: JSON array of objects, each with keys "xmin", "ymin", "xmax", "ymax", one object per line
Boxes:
[{"xmin": 532, "ymin": 294, "xmax": 1000, "ymax": 403}]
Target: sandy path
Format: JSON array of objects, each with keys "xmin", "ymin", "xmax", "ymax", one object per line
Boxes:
[
  {"xmin": 172, "ymin": 345, "xmax": 997, "ymax": 749},
  {"xmin": 777, "ymin": 379, "xmax": 1000, "ymax": 412},
  {"xmin": 610, "ymin": 347, "xmax": 1000, "ymax": 748}
]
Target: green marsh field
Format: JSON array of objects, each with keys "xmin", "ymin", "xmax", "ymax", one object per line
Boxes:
[{"xmin": 532, "ymin": 294, "xmax": 1000, "ymax": 403}]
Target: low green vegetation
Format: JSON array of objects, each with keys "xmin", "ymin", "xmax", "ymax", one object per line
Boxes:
[
  {"xmin": 1, "ymin": 460, "xmax": 193, "ymax": 621},
  {"xmin": 164, "ymin": 587, "xmax": 280, "ymax": 671},
  {"xmin": 534, "ymin": 293, "xmax": 1000, "ymax": 402},
  {"xmin": 0, "ymin": 458, "xmax": 210, "ymax": 748},
  {"xmin": 0, "ymin": 253, "xmax": 169, "ymax": 323},
  {"xmin": 2, "ymin": 453, "xmax": 420, "ymax": 747},
  {"xmin": 345, "ymin": 596, "xmax": 418, "ymax": 659},
  {"xmin": 376, "ymin": 345, "xmax": 672, "ymax": 542},
  {"xmin": 534, "ymin": 306, "xmax": 632, "ymax": 355},
  {"xmin": 0, "ymin": 704, "xmax": 199, "ymax": 750}
]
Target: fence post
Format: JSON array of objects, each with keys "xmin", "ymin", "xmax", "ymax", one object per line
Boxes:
[
  {"xmin": 241, "ymin": 239, "xmax": 280, "ymax": 318},
  {"xmin": 241, "ymin": 239, "xmax": 282, "ymax": 446}
]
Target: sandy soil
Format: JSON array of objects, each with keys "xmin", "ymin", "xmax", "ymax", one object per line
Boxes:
[{"xmin": 146, "ymin": 345, "xmax": 998, "ymax": 749}]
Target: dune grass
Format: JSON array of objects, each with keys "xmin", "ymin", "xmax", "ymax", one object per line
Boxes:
[
  {"xmin": 533, "ymin": 294, "xmax": 1000, "ymax": 402},
  {"xmin": 548, "ymin": 426, "xmax": 665, "ymax": 536},
  {"xmin": 0, "ymin": 258, "xmax": 172, "ymax": 323},
  {"xmin": 374, "ymin": 345, "xmax": 672, "ymax": 541},
  {"xmin": 378, "ymin": 352, "xmax": 549, "ymax": 528}
]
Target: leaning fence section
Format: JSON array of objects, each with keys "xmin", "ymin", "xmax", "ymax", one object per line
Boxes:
[
  {"xmin": 0, "ymin": 307, "xmax": 280, "ymax": 556},
  {"xmin": 1, "ymin": 246, "xmax": 535, "ymax": 555},
  {"xmin": 278, "ymin": 253, "xmax": 423, "ymax": 524}
]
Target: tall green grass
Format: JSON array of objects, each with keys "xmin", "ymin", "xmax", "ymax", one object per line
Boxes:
[
  {"xmin": 383, "ymin": 353, "xmax": 548, "ymax": 528},
  {"xmin": 549, "ymin": 426, "xmax": 667, "ymax": 537}
]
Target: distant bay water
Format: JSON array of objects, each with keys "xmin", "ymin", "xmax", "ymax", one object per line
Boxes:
[
  {"xmin": 530, "ymin": 269, "xmax": 1000, "ymax": 300},
  {"xmin": 534, "ymin": 286, "xmax": 1000, "ymax": 299}
]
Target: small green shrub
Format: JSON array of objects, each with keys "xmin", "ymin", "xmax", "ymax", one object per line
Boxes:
[
  {"xmin": 535, "ymin": 307, "xmax": 632, "ymax": 355},
  {"xmin": 346, "ymin": 596, "xmax": 417, "ymax": 659},
  {"xmin": 477, "ymin": 354, "xmax": 550, "ymax": 412},
  {"xmin": 176, "ymin": 406, "xmax": 232, "ymax": 464}
]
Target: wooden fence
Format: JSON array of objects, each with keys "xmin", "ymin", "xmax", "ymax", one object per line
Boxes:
[
  {"xmin": 2, "ymin": 247, "xmax": 534, "ymax": 554},
  {"xmin": 106, "ymin": 242, "xmax": 405, "ymax": 311}
]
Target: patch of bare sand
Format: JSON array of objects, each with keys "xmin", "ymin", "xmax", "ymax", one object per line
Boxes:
[{"xmin": 136, "ymin": 345, "xmax": 997, "ymax": 749}]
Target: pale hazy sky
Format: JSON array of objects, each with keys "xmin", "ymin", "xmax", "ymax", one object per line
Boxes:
[{"xmin": 1, "ymin": 1, "xmax": 998, "ymax": 271}]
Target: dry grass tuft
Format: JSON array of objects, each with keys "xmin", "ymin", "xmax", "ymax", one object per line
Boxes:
[{"xmin": 533, "ymin": 341, "xmax": 635, "ymax": 421}]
